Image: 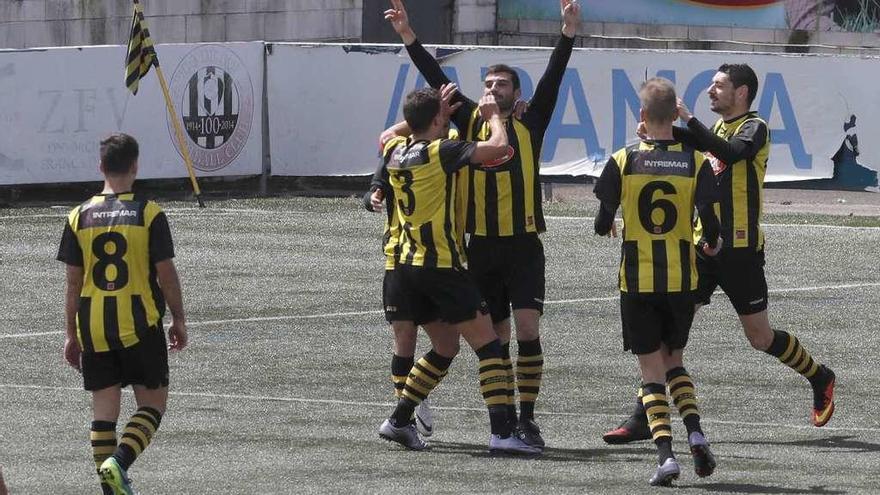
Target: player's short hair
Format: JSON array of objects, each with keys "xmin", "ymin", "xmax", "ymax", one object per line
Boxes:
[
  {"xmin": 403, "ymin": 88, "xmax": 441, "ymax": 134},
  {"xmin": 485, "ymin": 64, "xmax": 520, "ymax": 91},
  {"xmin": 100, "ymin": 133, "xmax": 139, "ymax": 175},
  {"xmin": 718, "ymin": 63, "xmax": 758, "ymax": 106},
  {"xmin": 639, "ymin": 77, "xmax": 678, "ymax": 124}
]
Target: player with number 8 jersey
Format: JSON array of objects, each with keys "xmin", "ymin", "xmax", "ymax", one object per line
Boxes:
[{"xmin": 58, "ymin": 192, "xmax": 172, "ymax": 353}]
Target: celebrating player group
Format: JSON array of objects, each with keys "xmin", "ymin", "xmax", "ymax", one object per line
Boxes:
[{"xmin": 366, "ymin": 0, "xmax": 836, "ymax": 486}]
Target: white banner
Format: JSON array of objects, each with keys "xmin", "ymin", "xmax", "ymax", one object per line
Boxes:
[
  {"xmin": 268, "ymin": 43, "xmax": 880, "ymax": 181},
  {"xmin": 0, "ymin": 42, "xmax": 263, "ymax": 185}
]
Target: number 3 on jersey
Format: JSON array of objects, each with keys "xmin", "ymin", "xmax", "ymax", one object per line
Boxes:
[
  {"xmin": 638, "ymin": 181, "xmax": 677, "ymax": 235},
  {"xmin": 92, "ymin": 231, "xmax": 129, "ymax": 291},
  {"xmin": 395, "ymin": 169, "xmax": 416, "ymax": 216}
]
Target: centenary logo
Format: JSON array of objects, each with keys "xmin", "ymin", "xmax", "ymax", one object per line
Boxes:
[{"xmin": 167, "ymin": 45, "xmax": 254, "ymax": 172}]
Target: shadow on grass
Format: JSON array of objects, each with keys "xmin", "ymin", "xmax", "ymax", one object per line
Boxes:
[
  {"xmin": 426, "ymin": 440, "xmax": 653, "ymax": 462},
  {"xmin": 719, "ymin": 435, "xmax": 880, "ymax": 454},
  {"xmin": 679, "ymin": 482, "xmax": 846, "ymax": 494}
]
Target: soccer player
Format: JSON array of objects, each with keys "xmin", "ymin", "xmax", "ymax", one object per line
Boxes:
[
  {"xmin": 594, "ymin": 78, "xmax": 722, "ymax": 486},
  {"xmin": 603, "ymin": 63, "xmax": 836, "ymax": 444},
  {"xmin": 57, "ymin": 133, "xmax": 188, "ymax": 495},
  {"xmin": 377, "ymin": 85, "xmax": 539, "ymax": 454},
  {"xmin": 363, "ymin": 118, "xmax": 464, "ymax": 438},
  {"xmin": 384, "ymin": 0, "xmax": 582, "ymax": 449}
]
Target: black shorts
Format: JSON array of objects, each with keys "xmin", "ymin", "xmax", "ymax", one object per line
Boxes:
[
  {"xmin": 382, "ymin": 268, "xmax": 436, "ymax": 325},
  {"xmin": 620, "ymin": 292, "xmax": 695, "ymax": 355},
  {"xmin": 394, "ymin": 264, "xmax": 488, "ymax": 324},
  {"xmin": 82, "ymin": 326, "xmax": 169, "ymax": 391},
  {"xmin": 466, "ymin": 233, "xmax": 545, "ymax": 324},
  {"xmin": 696, "ymin": 248, "xmax": 768, "ymax": 315}
]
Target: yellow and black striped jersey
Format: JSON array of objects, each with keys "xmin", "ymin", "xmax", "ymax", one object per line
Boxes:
[
  {"xmin": 371, "ymin": 130, "xmax": 462, "ymax": 270},
  {"xmin": 57, "ymin": 193, "xmax": 173, "ymax": 352},
  {"xmin": 595, "ymin": 141, "xmax": 717, "ymax": 294},
  {"xmin": 406, "ymin": 34, "xmax": 575, "ymax": 238},
  {"xmin": 675, "ymin": 112, "xmax": 769, "ymax": 251},
  {"xmin": 461, "ymin": 114, "xmax": 542, "ymax": 237},
  {"xmin": 384, "ymin": 135, "xmax": 477, "ymax": 269}
]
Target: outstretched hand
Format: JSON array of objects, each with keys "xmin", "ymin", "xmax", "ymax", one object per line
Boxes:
[
  {"xmin": 384, "ymin": 0, "xmax": 415, "ymax": 43},
  {"xmin": 561, "ymin": 0, "xmax": 581, "ymax": 37}
]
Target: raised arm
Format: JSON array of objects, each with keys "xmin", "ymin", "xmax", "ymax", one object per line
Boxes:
[
  {"xmin": 386, "ymin": 0, "xmax": 476, "ymax": 129},
  {"xmin": 524, "ymin": 0, "xmax": 580, "ymax": 127}
]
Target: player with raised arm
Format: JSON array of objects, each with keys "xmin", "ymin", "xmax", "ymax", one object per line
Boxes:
[
  {"xmin": 384, "ymin": 0, "xmax": 581, "ymax": 449},
  {"xmin": 377, "ymin": 85, "xmax": 539, "ymax": 454}
]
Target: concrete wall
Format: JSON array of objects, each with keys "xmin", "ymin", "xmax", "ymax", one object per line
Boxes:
[
  {"xmin": 0, "ymin": 0, "xmax": 876, "ymax": 55},
  {"xmin": 0, "ymin": 0, "xmax": 362, "ymax": 49}
]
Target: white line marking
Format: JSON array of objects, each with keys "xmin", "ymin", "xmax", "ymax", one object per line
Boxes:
[
  {"xmin": 2, "ymin": 281, "xmax": 877, "ymax": 339},
  {"xmin": 2, "ymin": 383, "xmax": 877, "ymax": 433}
]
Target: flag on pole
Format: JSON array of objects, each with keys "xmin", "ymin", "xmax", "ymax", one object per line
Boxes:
[{"xmin": 125, "ymin": 0, "xmax": 158, "ymax": 95}]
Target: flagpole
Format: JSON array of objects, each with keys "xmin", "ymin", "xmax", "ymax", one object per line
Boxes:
[{"xmin": 154, "ymin": 64, "xmax": 205, "ymax": 208}]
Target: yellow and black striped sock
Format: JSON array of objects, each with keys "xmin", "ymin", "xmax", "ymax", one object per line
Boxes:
[
  {"xmin": 642, "ymin": 382, "xmax": 674, "ymax": 463},
  {"xmin": 516, "ymin": 338, "xmax": 543, "ymax": 421},
  {"xmin": 666, "ymin": 367, "xmax": 702, "ymax": 435},
  {"xmin": 500, "ymin": 342, "xmax": 517, "ymax": 421},
  {"xmin": 91, "ymin": 420, "xmax": 116, "ymax": 494},
  {"xmin": 115, "ymin": 407, "xmax": 162, "ymax": 470},
  {"xmin": 476, "ymin": 339, "xmax": 510, "ymax": 435},
  {"xmin": 765, "ymin": 330, "xmax": 821, "ymax": 384},
  {"xmin": 391, "ymin": 354, "xmax": 414, "ymax": 399},
  {"xmin": 391, "ymin": 350, "xmax": 453, "ymax": 425}
]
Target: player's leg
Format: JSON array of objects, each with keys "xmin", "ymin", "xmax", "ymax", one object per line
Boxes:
[
  {"xmin": 457, "ymin": 311, "xmax": 539, "ymax": 455},
  {"xmin": 414, "ymin": 320, "xmax": 456, "ymax": 437},
  {"xmin": 82, "ymin": 349, "xmax": 124, "ymax": 495},
  {"xmin": 0, "ymin": 466, "xmax": 7, "ymax": 495},
  {"xmin": 724, "ymin": 250, "xmax": 835, "ymax": 426},
  {"xmin": 638, "ymin": 349, "xmax": 680, "ymax": 487},
  {"xmin": 381, "ymin": 321, "xmax": 458, "ymax": 450},
  {"xmin": 511, "ymin": 308, "xmax": 543, "ymax": 446},
  {"xmin": 390, "ymin": 321, "xmax": 418, "ymax": 400},
  {"xmin": 467, "ymin": 236, "xmax": 518, "ymax": 430},
  {"xmin": 380, "ymin": 266, "xmax": 457, "ymax": 450},
  {"xmin": 508, "ymin": 234, "xmax": 546, "ymax": 447},
  {"xmin": 99, "ymin": 327, "xmax": 169, "ymax": 495},
  {"xmin": 91, "ymin": 386, "xmax": 122, "ymax": 495},
  {"xmin": 383, "ymin": 269, "xmax": 418, "ymax": 400},
  {"xmin": 493, "ymin": 316, "xmax": 518, "ymax": 427},
  {"xmin": 660, "ymin": 291, "xmax": 716, "ymax": 478},
  {"xmin": 622, "ymin": 293, "xmax": 680, "ymax": 485}
]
